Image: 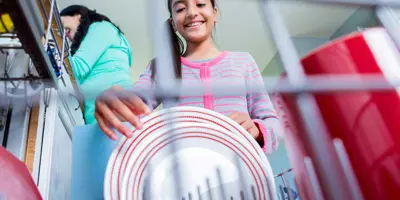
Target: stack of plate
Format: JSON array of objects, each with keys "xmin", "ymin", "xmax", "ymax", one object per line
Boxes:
[{"xmin": 104, "ymin": 106, "xmax": 277, "ymax": 200}]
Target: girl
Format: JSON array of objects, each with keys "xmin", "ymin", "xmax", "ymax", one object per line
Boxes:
[
  {"xmin": 60, "ymin": 5, "xmax": 133, "ymax": 124},
  {"xmin": 94, "ymin": 0, "xmax": 282, "ymax": 154}
]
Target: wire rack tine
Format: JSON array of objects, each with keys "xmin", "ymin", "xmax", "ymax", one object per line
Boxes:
[
  {"xmin": 264, "ymin": 172, "xmax": 274, "ymax": 200},
  {"xmin": 216, "ymin": 167, "xmax": 227, "ymax": 200},
  {"xmin": 24, "ymin": 80, "xmax": 32, "ymax": 108},
  {"xmin": 59, "ymin": 26, "xmax": 66, "ymax": 70},
  {"xmin": 297, "ymin": 0, "xmax": 400, "ymax": 6},
  {"xmin": 43, "ymin": 0, "xmax": 55, "ymax": 49},
  {"xmin": 279, "ymin": 185, "xmax": 286, "ymax": 200},
  {"xmin": 206, "ymin": 177, "xmax": 213, "ymax": 200},
  {"xmin": 376, "ymin": 6, "xmax": 400, "ymax": 49},
  {"xmin": 333, "ymin": 138, "xmax": 365, "ymax": 200},
  {"xmin": 234, "ymin": 153, "xmax": 250, "ymax": 200},
  {"xmin": 282, "ymin": 170, "xmax": 295, "ymax": 200},
  {"xmin": 188, "ymin": 192, "xmax": 193, "ymax": 200},
  {"xmin": 3, "ymin": 77, "xmax": 7, "ymax": 107},
  {"xmin": 197, "ymin": 185, "xmax": 203, "ymax": 200},
  {"xmin": 304, "ymin": 157, "xmax": 324, "ymax": 200},
  {"xmin": 149, "ymin": 0, "xmax": 183, "ymax": 199}
]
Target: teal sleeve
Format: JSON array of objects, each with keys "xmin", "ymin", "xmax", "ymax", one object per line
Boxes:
[{"xmin": 69, "ymin": 22, "xmax": 119, "ymax": 81}]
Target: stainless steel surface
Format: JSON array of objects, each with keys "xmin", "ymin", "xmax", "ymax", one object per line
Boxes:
[{"xmin": 5, "ymin": 103, "xmax": 30, "ymax": 160}]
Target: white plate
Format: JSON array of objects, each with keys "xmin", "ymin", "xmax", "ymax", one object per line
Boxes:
[
  {"xmin": 104, "ymin": 107, "xmax": 276, "ymax": 200},
  {"xmin": 120, "ymin": 123, "xmax": 274, "ymax": 200}
]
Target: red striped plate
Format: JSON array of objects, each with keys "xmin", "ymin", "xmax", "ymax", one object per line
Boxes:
[{"xmin": 104, "ymin": 107, "xmax": 276, "ymax": 200}]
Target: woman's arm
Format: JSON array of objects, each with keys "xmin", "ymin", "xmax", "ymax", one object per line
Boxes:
[
  {"xmin": 69, "ymin": 22, "xmax": 119, "ymax": 81},
  {"xmin": 245, "ymin": 53, "xmax": 283, "ymax": 155},
  {"xmin": 94, "ymin": 65, "xmax": 160, "ymax": 140}
]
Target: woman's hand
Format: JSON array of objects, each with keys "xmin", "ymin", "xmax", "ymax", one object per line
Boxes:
[
  {"xmin": 228, "ymin": 112, "xmax": 260, "ymax": 140},
  {"xmin": 94, "ymin": 86, "xmax": 151, "ymax": 140}
]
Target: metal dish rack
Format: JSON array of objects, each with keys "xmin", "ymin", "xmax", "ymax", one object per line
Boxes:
[
  {"xmin": 0, "ymin": 0, "xmax": 74, "ymax": 108},
  {"xmin": 1, "ymin": 0, "xmax": 400, "ymax": 199},
  {"xmin": 0, "ymin": 0, "xmax": 57, "ymax": 84}
]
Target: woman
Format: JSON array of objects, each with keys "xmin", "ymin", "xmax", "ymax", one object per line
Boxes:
[
  {"xmin": 60, "ymin": 5, "xmax": 133, "ymax": 124},
  {"xmin": 94, "ymin": 0, "xmax": 282, "ymax": 154}
]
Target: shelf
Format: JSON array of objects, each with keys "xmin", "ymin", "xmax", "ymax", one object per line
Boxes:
[
  {"xmin": 2, "ymin": 0, "xmax": 58, "ymax": 88},
  {"xmin": 36, "ymin": 0, "xmax": 83, "ymax": 110}
]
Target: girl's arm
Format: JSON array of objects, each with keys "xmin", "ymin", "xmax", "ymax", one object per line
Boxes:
[
  {"xmin": 69, "ymin": 22, "xmax": 119, "ymax": 81},
  {"xmin": 245, "ymin": 53, "xmax": 283, "ymax": 155},
  {"xmin": 132, "ymin": 65, "xmax": 160, "ymax": 111}
]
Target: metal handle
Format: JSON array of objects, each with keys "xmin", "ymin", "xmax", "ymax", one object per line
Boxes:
[{"xmin": 69, "ymin": 93, "xmax": 81, "ymax": 111}]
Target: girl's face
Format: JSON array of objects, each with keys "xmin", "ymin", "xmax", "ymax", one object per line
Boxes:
[
  {"xmin": 61, "ymin": 15, "xmax": 81, "ymax": 40},
  {"xmin": 170, "ymin": 0, "xmax": 217, "ymax": 43}
]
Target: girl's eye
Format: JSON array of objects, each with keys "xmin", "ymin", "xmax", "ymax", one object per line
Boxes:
[
  {"xmin": 197, "ymin": 3, "xmax": 206, "ymax": 7},
  {"xmin": 176, "ymin": 7, "xmax": 185, "ymax": 13}
]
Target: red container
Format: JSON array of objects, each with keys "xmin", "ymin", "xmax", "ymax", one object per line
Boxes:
[
  {"xmin": 0, "ymin": 146, "xmax": 42, "ymax": 200},
  {"xmin": 277, "ymin": 28, "xmax": 400, "ymax": 200}
]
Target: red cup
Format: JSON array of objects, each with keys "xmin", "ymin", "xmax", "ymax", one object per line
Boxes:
[{"xmin": 276, "ymin": 27, "xmax": 400, "ymax": 200}]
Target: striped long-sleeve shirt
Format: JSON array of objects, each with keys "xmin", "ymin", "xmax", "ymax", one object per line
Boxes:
[{"xmin": 133, "ymin": 51, "xmax": 282, "ymax": 154}]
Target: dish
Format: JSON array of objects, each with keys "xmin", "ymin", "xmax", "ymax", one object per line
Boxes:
[{"xmin": 104, "ymin": 107, "xmax": 276, "ymax": 200}]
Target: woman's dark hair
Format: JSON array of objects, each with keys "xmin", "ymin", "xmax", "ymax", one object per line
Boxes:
[
  {"xmin": 150, "ymin": 0, "xmax": 217, "ymax": 81},
  {"xmin": 60, "ymin": 5, "xmax": 123, "ymax": 56}
]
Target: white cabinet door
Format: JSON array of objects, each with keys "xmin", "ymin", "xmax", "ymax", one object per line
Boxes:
[
  {"xmin": 35, "ymin": 88, "xmax": 78, "ymax": 200},
  {"xmin": 47, "ymin": 112, "xmax": 72, "ymax": 200}
]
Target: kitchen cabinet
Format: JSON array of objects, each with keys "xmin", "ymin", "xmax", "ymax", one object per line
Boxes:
[{"xmin": 34, "ymin": 87, "xmax": 83, "ymax": 199}]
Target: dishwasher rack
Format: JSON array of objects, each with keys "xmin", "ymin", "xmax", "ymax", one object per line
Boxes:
[{"xmin": 1, "ymin": 0, "xmax": 57, "ymax": 85}]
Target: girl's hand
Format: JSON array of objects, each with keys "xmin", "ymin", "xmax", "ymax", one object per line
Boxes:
[
  {"xmin": 94, "ymin": 86, "xmax": 151, "ymax": 140},
  {"xmin": 228, "ymin": 112, "xmax": 261, "ymax": 140}
]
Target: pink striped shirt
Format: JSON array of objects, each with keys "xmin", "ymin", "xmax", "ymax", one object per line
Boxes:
[{"xmin": 133, "ymin": 51, "xmax": 282, "ymax": 154}]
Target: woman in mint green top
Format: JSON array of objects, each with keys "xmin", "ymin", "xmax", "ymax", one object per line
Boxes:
[{"xmin": 61, "ymin": 5, "xmax": 133, "ymax": 124}]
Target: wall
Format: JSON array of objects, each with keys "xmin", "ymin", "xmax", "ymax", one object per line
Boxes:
[
  {"xmin": 330, "ymin": 8, "xmax": 381, "ymax": 39},
  {"xmin": 263, "ymin": 37, "xmax": 330, "ymax": 76}
]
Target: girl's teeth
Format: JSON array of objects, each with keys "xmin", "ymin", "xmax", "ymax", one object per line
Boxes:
[{"xmin": 188, "ymin": 22, "xmax": 202, "ymax": 27}]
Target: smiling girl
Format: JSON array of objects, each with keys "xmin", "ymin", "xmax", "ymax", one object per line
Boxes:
[{"xmin": 94, "ymin": 0, "xmax": 282, "ymax": 154}]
